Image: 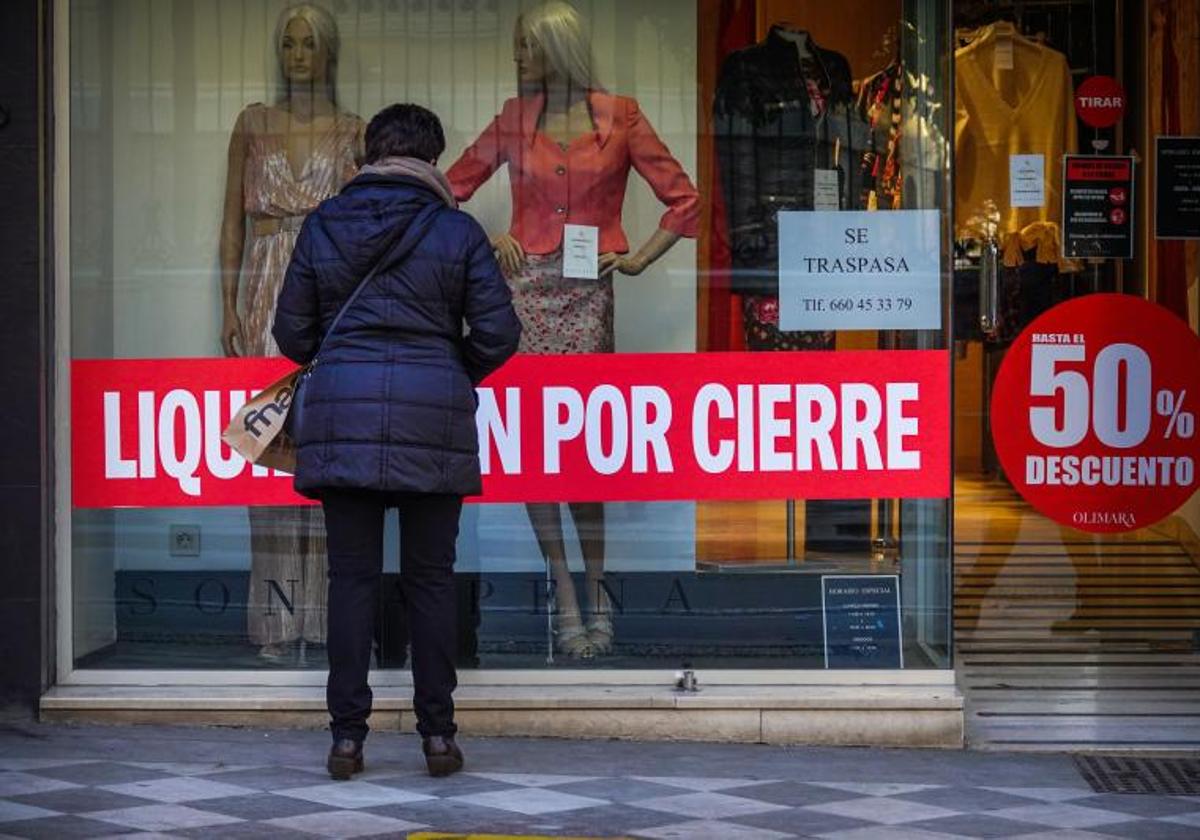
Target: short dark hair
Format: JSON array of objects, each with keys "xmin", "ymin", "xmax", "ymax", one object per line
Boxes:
[{"xmin": 364, "ymin": 103, "xmax": 446, "ymax": 164}]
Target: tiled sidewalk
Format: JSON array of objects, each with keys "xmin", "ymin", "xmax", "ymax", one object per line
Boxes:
[{"xmin": 0, "ymin": 722, "xmax": 1198, "ymax": 838}]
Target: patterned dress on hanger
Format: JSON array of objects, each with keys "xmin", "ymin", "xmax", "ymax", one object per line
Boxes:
[{"xmin": 238, "ymin": 103, "xmax": 362, "ymax": 649}]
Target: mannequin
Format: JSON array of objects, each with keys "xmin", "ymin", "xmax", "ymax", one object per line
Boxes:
[
  {"xmin": 714, "ymin": 24, "xmax": 873, "ymax": 556},
  {"xmin": 714, "ymin": 23, "xmax": 860, "ymax": 352},
  {"xmin": 447, "ymin": 0, "xmax": 699, "ymax": 658},
  {"xmin": 219, "ymin": 3, "xmax": 364, "ymax": 662}
]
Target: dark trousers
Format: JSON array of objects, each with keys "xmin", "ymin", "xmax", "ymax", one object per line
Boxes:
[{"xmin": 322, "ymin": 489, "xmax": 463, "ymax": 743}]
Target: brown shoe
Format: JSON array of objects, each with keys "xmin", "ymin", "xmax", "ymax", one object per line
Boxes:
[
  {"xmin": 422, "ymin": 735, "xmax": 464, "ymax": 777},
  {"xmin": 327, "ymin": 738, "xmax": 364, "ymax": 781}
]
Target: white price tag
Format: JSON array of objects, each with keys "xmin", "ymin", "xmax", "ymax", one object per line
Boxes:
[
  {"xmin": 562, "ymin": 224, "xmax": 599, "ymax": 280},
  {"xmin": 1010, "ymin": 154, "xmax": 1046, "ymax": 208},
  {"xmin": 814, "ymin": 168, "xmax": 841, "ymax": 211}
]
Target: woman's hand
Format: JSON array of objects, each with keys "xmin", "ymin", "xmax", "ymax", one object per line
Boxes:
[
  {"xmin": 598, "ymin": 253, "xmax": 647, "ymax": 279},
  {"xmin": 221, "ymin": 310, "xmax": 243, "ymax": 357},
  {"xmin": 491, "ymin": 233, "xmax": 525, "ymax": 275}
]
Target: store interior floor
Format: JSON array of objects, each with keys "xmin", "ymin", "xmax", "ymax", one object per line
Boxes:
[{"xmin": 954, "ymin": 474, "xmax": 1200, "ymax": 750}]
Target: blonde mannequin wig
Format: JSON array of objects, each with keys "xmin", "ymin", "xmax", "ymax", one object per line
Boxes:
[
  {"xmin": 274, "ymin": 3, "xmax": 340, "ymax": 104},
  {"xmin": 517, "ymin": 1, "xmax": 601, "ymax": 90}
]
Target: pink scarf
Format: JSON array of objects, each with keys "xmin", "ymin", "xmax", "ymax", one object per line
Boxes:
[{"xmin": 359, "ymin": 156, "xmax": 458, "ymax": 209}]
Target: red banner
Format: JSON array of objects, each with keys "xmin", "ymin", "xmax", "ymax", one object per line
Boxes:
[{"xmin": 71, "ymin": 352, "xmax": 950, "ymax": 508}]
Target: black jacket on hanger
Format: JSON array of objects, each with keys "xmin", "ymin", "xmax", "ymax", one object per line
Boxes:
[{"xmin": 714, "ymin": 26, "xmax": 863, "ymax": 297}]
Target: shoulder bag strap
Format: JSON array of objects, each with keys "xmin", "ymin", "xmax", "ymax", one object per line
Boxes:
[{"xmin": 312, "ymin": 201, "xmax": 444, "ymax": 362}]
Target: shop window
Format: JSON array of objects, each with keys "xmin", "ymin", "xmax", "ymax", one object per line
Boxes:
[{"xmin": 67, "ymin": 0, "xmax": 953, "ymax": 673}]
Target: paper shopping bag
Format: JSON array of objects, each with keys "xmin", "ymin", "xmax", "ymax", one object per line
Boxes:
[{"xmin": 221, "ymin": 368, "xmax": 301, "ymax": 474}]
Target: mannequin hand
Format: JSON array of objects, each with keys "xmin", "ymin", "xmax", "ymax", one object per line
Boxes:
[
  {"xmin": 221, "ymin": 311, "xmax": 243, "ymax": 358},
  {"xmin": 491, "ymin": 233, "xmax": 525, "ymax": 275},
  {"xmin": 598, "ymin": 253, "xmax": 646, "ymax": 279}
]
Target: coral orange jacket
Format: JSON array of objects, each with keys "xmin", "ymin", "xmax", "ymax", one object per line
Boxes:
[{"xmin": 447, "ymin": 91, "xmax": 699, "ymax": 255}]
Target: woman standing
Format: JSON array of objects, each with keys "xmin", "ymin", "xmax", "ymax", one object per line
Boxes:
[
  {"xmin": 219, "ymin": 3, "xmax": 364, "ymax": 663},
  {"xmin": 273, "ymin": 104, "xmax": 521, "ymax": 778},
  {"xmin": 447, "ymin": 0, "xmax": 699, "ymax": 658}
]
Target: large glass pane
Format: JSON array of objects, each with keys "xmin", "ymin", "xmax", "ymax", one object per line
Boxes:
[
  {"xmin": 69, "ymin": 0, "xmax": 953, "ymax": 671},
  {"xmin": 951, "ymin": 0, "xmax": 1200, "ymax": 747}
]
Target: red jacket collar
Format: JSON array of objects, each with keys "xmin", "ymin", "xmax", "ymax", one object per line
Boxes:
[{"xmin": 517, "ymin": 91, "xmax": 615, "ymax": 149}]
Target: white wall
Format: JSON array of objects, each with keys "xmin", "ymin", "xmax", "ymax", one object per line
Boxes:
[{"xmin": 74, "ymin": 0, "xmax": 699, "ymax": 576}]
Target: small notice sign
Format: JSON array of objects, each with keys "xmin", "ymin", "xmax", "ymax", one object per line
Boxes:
[
  {"xmin": 1063, "ymin": 155, "xmax": 1135, "ymax": 259},
  {"xmin": 821, "ymin": 575, "xmax": 903, "ymax": 669},
  {"xmin": 1156, "ymin": 136, "xmax": 1200, "ymax": 239},
  {"xmin": 1074, "ymin": 75, "xmax": 1126, "ymax": 129},
  {"xmin": 562, "ymin": 224, "xmax": 600, "ymax": 279},
  {"xmin": 1010, "ymin": 154, "xmax": 1046, "ymax": 208},
  {"xmin": 813, "ymin": 168, "xmax": 841, "ymax": 211},
  {"xmin": 777, "ymin": 209, "xmax": 941, "ymax": 331}
]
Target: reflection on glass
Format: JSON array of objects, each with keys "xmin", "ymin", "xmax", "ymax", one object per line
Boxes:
[
  {"xmin": 219, "ymin": 4, "xmax": 363, "ymax": 664},
  {"xmin": 69, "ymin": 0, "xmax": 953, "ymax": 672},
  {"xmin": 446, "ymin": 1, "xmax": 700, "ymax": 660}
]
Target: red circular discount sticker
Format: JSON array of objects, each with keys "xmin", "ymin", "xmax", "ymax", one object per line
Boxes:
[
  {"xmin": 1074, "ymin": 75, "xmax": 1126, "ymax": 128},
  {"xmin": 991, "ymin": 295, "xmax": 1200, "ymax": 533}
]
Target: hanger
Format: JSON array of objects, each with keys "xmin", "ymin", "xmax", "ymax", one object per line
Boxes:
[
  {"xmin": 771, "ymin": 22, "xmax": 814, "ymax": 56},
  {"xmin": 964, "ymin": 20, "xmax": 1041, "ymax": 49}
]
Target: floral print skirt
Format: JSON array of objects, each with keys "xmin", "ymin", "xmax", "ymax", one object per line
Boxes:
[
  {"xmin": 507, "ymin": 251, "xmax": 614, "ymax": 354},
  {"xmin": 742, "ymin": 294, "xmax": 834, "ymax": 351}
]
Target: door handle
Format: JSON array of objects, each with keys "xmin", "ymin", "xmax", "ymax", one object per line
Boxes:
[{"xmin": 979, "ymin": 238, "xmax": 1000, "ymax": 338}]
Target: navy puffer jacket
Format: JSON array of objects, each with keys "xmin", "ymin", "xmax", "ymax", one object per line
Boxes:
[{"xmin": 272, "ymin": 173, "xmax": 521, "ymax": 498}]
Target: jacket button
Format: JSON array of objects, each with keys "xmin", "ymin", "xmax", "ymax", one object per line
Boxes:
[
  {"xmin": 556, "ymin": 165, "xmax": 566, "ymax": 175},
  {"xmin": 555, "ymin": 206, "xmax": 566, "ymax": 214}
]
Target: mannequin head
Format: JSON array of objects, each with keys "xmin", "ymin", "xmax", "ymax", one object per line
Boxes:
[
  {"xmin": 513, "ymin": 1, "xmax": 597, "ymax": 92},
  {"xmin": 274, "ymin": 3, "xmax": 339, "ymax": 104}
]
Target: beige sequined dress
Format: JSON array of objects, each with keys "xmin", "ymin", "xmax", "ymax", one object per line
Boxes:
[{"xmin": 238, "ymin": 103, "xmax": 362, "ymax": 648}]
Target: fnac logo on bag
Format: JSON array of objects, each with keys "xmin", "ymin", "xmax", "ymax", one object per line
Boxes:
[{"xmin": 244, "ymin": 382, "xmax": 294, "ymax": 439}]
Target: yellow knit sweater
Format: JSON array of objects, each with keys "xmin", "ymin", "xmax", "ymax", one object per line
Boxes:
[{"xmin": 955, "ymin": 27, "xmax": 1078, "ymax": 268}]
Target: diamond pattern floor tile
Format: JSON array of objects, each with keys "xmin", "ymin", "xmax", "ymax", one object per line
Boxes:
[
  {"xmin": 264, "ymin": 809, "xmax": 427, "ymax": 838},
  {"xmin": 983, "ymin": 788, "xmax": 1095, "ymax": 804},
  {"xmin": 0, "ymin": 814, "xmax": 142, "ymax": 839},
  {"xmin": 83, "ymin": 803, "xmax": 244, "ymax": 832},
  {"xmin": 450, "ymin": 788, "xmax": 612, "ymax": 815},
  {"xmin": 896, "ymin": 786, "xmax": 1048, "ymax": 813},
  {"xmin": 1095, "ymin": 819, "xmax": 1200, "ymax": 840},
  {"xmin": 804, "ymin": 796, "xmax": 963, "ymax": 825},
  {"xmin": 99, "ymin": 777, "xmax": 261, "ymax": 804},
  {"xmin": 130, "ymin": 763, "xmax": 260, "ymax": 777},
  {"xmin": 0, "ymin": 761, "xmax": 97, "ymax": 773},
  {"xmin": 34, "ymin": 763, "xmax": 172, "ymax": 787},
  {"xmin": 468, "ymin": 772, "xmax": 603, "ymax": 787},
  {"xmin": 0, "ymin": 774, "xmax": 79, "ymax": 799},
  {"xmin": 549, "ymin": 778, "xmax": 694, "ymax": 804},
  {"xmin": 1067, "ymin": 793, "xmax": 1200, "ymax": 819},
  {"xmin": 632, "ymin": 819, "xmax": 797, "ymax": 839},
  {"xmin": 7, "ymin": 788, "xmax": 158, "ymax": 815},
  {"xmin": 274, "ymin": 781, "xmax": 435, "ymax": 810},
  {"xmin": 989, "ymin": 831, "xmax": 1121, "ymax": 840},
  {"xmin": 906, "ymin": 813, "xmax": 1061, "ymax": 838},
  {"xmin": 722, "ymin": 781, "xmax": 870, "ymax": 808},
  {"xmin": 0, "ymin": 802, "xmax": 60, "ymax": 825},
  {"xmin": 812, "ymin": 782, "xmax": 942, "ymax": 798},
  {"xmin": 630, "ymin": 791, "xmax": 790, "ymax": 820},
  {"xmin": 3, "ymin": 738, "xmax": 1199, "ymax": 840},
  {"xmin": 632, "ymin": 776, "xmax": 780, "ymax": 792},
  {"xmin": 816, "ymin": 828, "xmax": 972, "ymax": 840},
  {"xmin": 182, "ymin": 793, "xmax": 331, "ymax": 821},
  {"xmin": 735, "ymin": 807, "xmax": 873, "ymax": 836},
  {"xmin": 990, "ymin": 803, "xmax": 1141, "ymax": 830}
]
